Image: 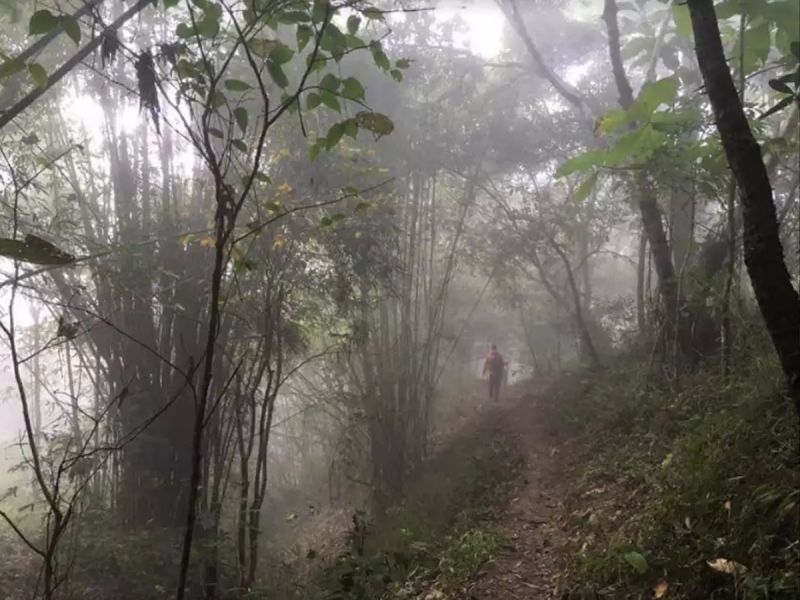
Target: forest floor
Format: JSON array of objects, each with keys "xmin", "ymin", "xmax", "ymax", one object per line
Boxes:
[
  {"xmin": 460, "ymin": 388, "xmax": 569, "ymax": 599},
  {"xmin": 456, "ymin": 387, "xmax": 572, "ymax": 600}
]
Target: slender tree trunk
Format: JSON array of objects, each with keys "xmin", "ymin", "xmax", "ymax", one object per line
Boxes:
[
  {"xmin": 636, "ymin": 232, "xmax": 647, "ymax": 335},
  {"xmin": 548, "ymin": 236, "xmax": 600, "ymax": 367},
  {"xmin": 721, "ymin": 14, "xmax": 747, "ymax": 375},
  {"xmin": 603, "ymin": 0, "xmax": 690, "ymax": 361},
  {"xmin": 688, "ymin": 0, "xmax": 800, "ymax": 413}
]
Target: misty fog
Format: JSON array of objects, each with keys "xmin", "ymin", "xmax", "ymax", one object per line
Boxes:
[{"xmin": 0, "ymin": 0, "xmax": 797, "ymax": 598}]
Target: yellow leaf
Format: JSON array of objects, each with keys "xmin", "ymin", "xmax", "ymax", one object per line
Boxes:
[
  {"xmin": 707, "ymin": 558, "xmax": 748, "ymax": 576},
  {"xmin": 276, "ymin": 182, "xmax": 292, "ymax": 194},
  {"xmin": 654, "ymin": 578, "xmax": 668, "ymax": 598},
  {"xmin": 273, "ymin": 233, "xmax": 286, "ymax": 249},
  {"xmin": 199, "ymin": 235, "xmax": 216, "ymax": 248}
]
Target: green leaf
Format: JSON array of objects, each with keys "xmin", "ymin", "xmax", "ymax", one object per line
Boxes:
[
  {"xmin": 208, "ymin": 127, "xmax": 224, "ymax": 138},
  {"xmin": 296, "ymin": 24, "xmax": 313, "ymax": 52},
  {"xmin": 225, "ymin": 79, "xmax": 251, "ymax": 91},
  {"xmin": 277, "ymin": 10, "xmax": 310, "ymax": 24},
  {"xmin": 342, "ymin": 76, "xmax": 364, "ymax": 100},
  {"xmin": 763, "ymin": 1, "xmax": 800, "ymax": 39},
  {"xmin": 0, "ymin": 236, "xmax": 74, "ymax": 265},
  {"xmin": 196, "ymin": 13, "xmax": 220, "ymax": 38},
  {"xmin": 347, "ymin": 15, "xmax": 361, "ymax": 34},
  {"xmin": 61, "ymin": 15, "xmax": 81, "ymax": 45},
  {"xmin": 0, "ymin": 58, "xmax": 24, "ymax": 79},
  {"xmin": 325, "ymin": 122, "xmax": 345, "ymax": 149},
  {"xmin": 343, "ymin": 118, "xmax": 358, "ymax": 138},
  {"xmin": 319, "ymin": 90, "xmax": 340, "ymax": 111},
  {"xmin": 321, "ymin": 24, "xmax": 347, "ymax": 58},
  {"xmin": 232, "ymin": 139, "xmax": 248, "ymax": 153},
  {"xmin": 363, "ymin": 6, "xmax": 384, "ymax": 20},
  {"xmin": 210, "ymin": 90, "xmax": 226, "ymax": 108},
  {"xmin": 164, "ymin": 0, "xmax": 180, "ymax": 9},
  {"xmin": 395, "ymin": 58, "xmax": 411, "ymax": 69},
  {"xmin": 607, "ymin": 123, "xmax": 666, "ymax": 163},
  {"xmin": 312, "ymin": 0, "xmax": 330, "ymax": 24},
  {"xmin": 743, "ymin": 20, "xmax": 771, "ymax": 70},
  {"xmin": 760, "ymin": 94, "xmax": 795, "ymax": 119},
  {"xmin": 345, "ymin": 34, "xmax": 364, "ymax": 49},
  {"xmin": 233, "ymin": 256, "xmax": 257, "ymax": 273},
  {"xmin": 249, "ymin": 38, "xmax": 277, "ymax": 58},
  {"xmin": 306, "ymin": 92, "xmax": 322, "ymax": 109},
  {"xmin": 320, "ymin": 73, "xmax": 339, "ymax": 91},
  {"xmin": 309, "ymin": 139, "xmax": 323, "ymax": 160},
  {"xmin": 671, "ymin": 3, "xmax": 692, "ymax": 38},
  {"xmin": 306, "ymin": 51, "xmax": 327, "ymax": 72},
  {"xmin": 176, "ymin": 22, "xmax": 195, "ymax": 39},
  {"xmin": 596, "ymin": 108, "xmax": 630, "ymax": 135},
  {"xmin": 768, "ymin": 78, "xmax": 793, "ymax": 94},
  {"xmin": 267, "ymin": 59, "xmax": 289, "ymax": 88},
  {"xmin": 255, "ymin": 172, "xmax": 272, "ymax": 183},
  {"xmin": 390, "ymin": 69, "xmax": 403, "ymax": 82},
  {"xmin": 28, "ymin": 62, "xmax": 48, "ymax": 88},
  {"xmin": 266, "ymin": 201, "xmax": 281, "ymax": 212},
  {"xmin": 355, "ymin": 111, "xmax": 393, "ymax": 137},
  {"xmin": 649, "ymin": 106, "xmax": 703, "ymax": 132},
  {"xmin": 636, "ymin": 77, "xmax": 678, "ymax": 116},
  {"xmin": 175, "ymin": 59, "xmax": 201, "ymax": 80},
  {"xmin": 370, "ymin": 42, "xmax": 390, "ymax": 71},
  {"xmin": 233, "ymin": 107, "xmax": 248, "ymax": 132},
  {"xmin": 269, "ymin": 44, "xmax": 294, "ymax": 65},
  {"xmin": 623, "ymin": 551, "xmax": 648, "ymax": 575},
  {"xmin": 555, "ymin": 149, "xmax": 606, "ymax": 177},
  {"xmin": 29, "ymin": 10, "xmax": 58, "ymax": 35},
  {"xmin": 574, "ymin": 171, "xmax": 598, "ymax": 202}
]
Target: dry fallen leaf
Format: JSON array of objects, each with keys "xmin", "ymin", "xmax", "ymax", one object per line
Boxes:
[
  {"xmin": 654, "ymin": 578, "xmax": 669, "ymax": 598},
  {"xmin": 707, "ymin": 558, "xmax": 748, "ymax": 576}
]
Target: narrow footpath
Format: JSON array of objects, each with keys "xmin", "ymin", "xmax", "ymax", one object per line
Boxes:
[{"xmin": 462, "ymin": 391, "xmax": 570, "ymax": 599}]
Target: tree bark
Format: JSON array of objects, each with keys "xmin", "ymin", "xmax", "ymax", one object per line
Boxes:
[{"xmin": 687, "ymin": 0, "xmax": 800, "ymax": 411}]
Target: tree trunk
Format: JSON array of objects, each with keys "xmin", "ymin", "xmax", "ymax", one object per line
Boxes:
[
  {"xmin": 636, "ymin": 232, "xmax": 647, "ymax": 335},
  {"xmin": 548, "ymin": 236, "xmax": 601, "ymax": 368},
  {"xmin": 603, "ymin": 0, "xmax": 690, "ymax": 361},
  {"xmin": 688, "ymin": 0, "xmax": 800, "ymax": 412}
]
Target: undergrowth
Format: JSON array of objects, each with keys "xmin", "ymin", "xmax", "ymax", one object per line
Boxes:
[
  {"xmin": 301, "ymin": 406, "xmax": 522, "ymax": 600},
  {"xmin": 554, "ymin": 349, "xmax": 800, "ymax": 599}
]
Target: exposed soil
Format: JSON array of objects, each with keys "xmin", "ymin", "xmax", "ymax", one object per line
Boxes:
[{"xmin": 460, "ymin": 390, "xmax": 571, "ymax": 600}]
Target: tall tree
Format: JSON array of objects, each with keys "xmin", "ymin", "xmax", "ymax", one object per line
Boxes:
[{"xmin": 687, "ymin": 0, "xmax": 800, "ymax": 415}]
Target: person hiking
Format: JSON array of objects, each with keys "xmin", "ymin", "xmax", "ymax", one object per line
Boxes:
[{"xmin": 483, "ymin": 344, "xmax": 506, "ymax": 403}]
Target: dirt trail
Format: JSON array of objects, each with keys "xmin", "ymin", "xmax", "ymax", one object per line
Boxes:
[{"xmin": 462, "ymin": 391, "xmax": 569, "ymax": 599}]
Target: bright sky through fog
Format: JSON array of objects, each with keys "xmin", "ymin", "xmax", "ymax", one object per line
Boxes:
[{"xmin": 435, "ymin": 1, "xmax": 506, "ymax": 58}]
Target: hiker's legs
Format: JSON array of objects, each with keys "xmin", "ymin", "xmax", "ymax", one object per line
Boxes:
[{"xmin": 489, "ymin": 374, "xmax": 500, "ymax": 402}]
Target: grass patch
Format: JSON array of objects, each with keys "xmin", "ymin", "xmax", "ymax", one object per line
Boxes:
[
  {"xmin": 301, "ymin": 402, "xmax": 523, "ymax": 600},
  {"xmin": 552, "ymin": 352, "xmax": 800, "ymax": 599}
]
